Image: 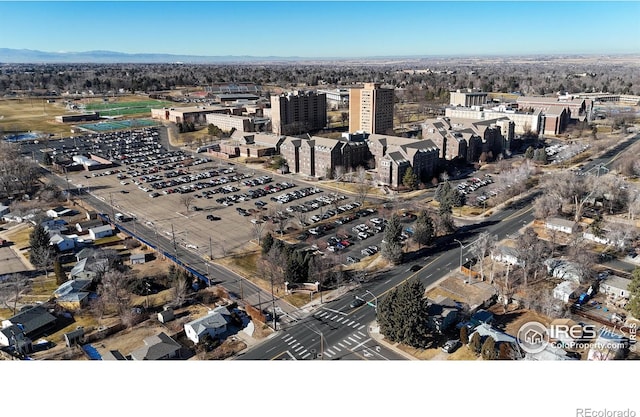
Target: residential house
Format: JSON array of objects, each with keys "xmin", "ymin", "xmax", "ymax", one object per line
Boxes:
[
  {"xmin": 102, "ymin": 350, "xmax": 127, "ymax": 360},
  {"xmin": 469, "ymin": 323, "xmax": 519, "ymax": 357},
  {"xmin": 546, "ymin": 217, "xmax": 578, "ymax": 234},
  {"xmin": 0, "ymin": 305, "xmax": 57, "ymax": 347},
  {"xmin": 524, "ymin": 344, "xmax": 576, "ymax": 361},
  {"xmin": 587, "ymin": 328, "xmax": 628, "ymax": 360},
  {"xmin": 426, "ymin": 296, "xmax": 461, "ymax": 334},
  {"xmin": 553, "ymin": 280, "xmax": 580, "ymax": 303},
  {"xmin": 46, "ymin": 206, "xmax": 72, "ymax": 218},
  {"xmin": 600, "ymin": 275, "xmax": 631, "ymax": 300},
  {"xmin": 54, "ymin": 279, "xmax": 92, "ymax": 311},
  {"xmin": 75, "ymin": 219, "xmax": 105, "ymax": 234},
  {"xmin": 49, "ymin": 233, "xmax": 76, "ymax": 252},
  {"xmin": 130, "ymin": 332, "xmax": 182, "ymax": 360},
  {"xmin": 184, "ymin": 306, "xmax": 231, "ymax": 344},
  {"xmin": 491, "ymin": 245, "xmax": 524, "ymax": 267},
  {"xmin": 69, "ymin": 258, "xmax": 97, "ymax": 280},
  {"xmin": 88, "ymin": 225, "xmax": 114, "ymax": 240},
  {"xmin": 545, "ymin": 259, "xmax": 583, "ymax": 283}
]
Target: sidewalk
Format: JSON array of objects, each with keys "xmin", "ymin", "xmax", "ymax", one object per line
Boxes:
[{"xmin": 367, "ymin": 321, "xmax": 418, "ymax": 360}]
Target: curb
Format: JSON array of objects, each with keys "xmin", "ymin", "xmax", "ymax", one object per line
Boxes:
[{"xmin": 368, "ymin": 321, "xmax": 418, "ymax": 361}]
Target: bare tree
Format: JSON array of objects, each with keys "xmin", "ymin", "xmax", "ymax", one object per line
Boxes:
[
  {"xmin": 98, "ymin": 270, "xmax": 132, "ymax": 316},
  {"xmin": 251, "ymin": 217, "xmax": 267, "ymax": 245},
  {"xmin": 533, "ymin": 193, "xmax": 561, "ymax": 220},
  {"xmin": 293, "ymin": 209, "xmax": 308, "ymax": 228},
  {"xmin": 469, "ymin": 232, "xmax": 497, "ymax": 282},
  {"xmin": 354, "ymin": 166, "xmax": 372, "ymax": 206},
  {"xmin": 566, "ymin": 236, "xmax": 595, "ymax": 283},
  {"xmin": 542, "ymin": 171, "xmax": 603, "ymax": 222},
  {"xmin": 179, "ymin": 193, "xmax": 195, "ymax": 213},
  {"xmin": 0, "ymin": 273, "xmax": 30, "ymax": 316},
  {"xmin": 514, "ymin": 228, "xmax": 549, "ymax": 289}
]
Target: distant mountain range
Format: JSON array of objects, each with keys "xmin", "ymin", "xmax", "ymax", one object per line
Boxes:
[{"xmin": 0, "ymin": 48, "xmax": 310, "ymax": 64}]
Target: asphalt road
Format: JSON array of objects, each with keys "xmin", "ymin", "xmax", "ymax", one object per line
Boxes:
[{"xmin": 239, "ymin": 194, "xmax": 537, "ymax": 360}]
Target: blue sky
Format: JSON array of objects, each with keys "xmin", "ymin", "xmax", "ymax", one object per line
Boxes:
[{"xmin": 1, "ymin": 1, "xmax": 638, "ymax": 57}]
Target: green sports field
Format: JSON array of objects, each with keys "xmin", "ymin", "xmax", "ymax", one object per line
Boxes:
[{"xmin": 83, "ymin": 99, "xmax": 174, "ymax": 117}]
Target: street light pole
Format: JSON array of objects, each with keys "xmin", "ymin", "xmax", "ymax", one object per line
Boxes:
[
  {"xmin": 454, "ymin": 239, "xmax": 463, "ymax": 273},
  {"xmin": 365, "ymin": 290, "xmax": 377, "ymax": 313}
]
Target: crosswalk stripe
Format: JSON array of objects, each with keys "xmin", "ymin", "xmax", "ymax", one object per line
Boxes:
[
  {"xmin": 338, "ymin": 343, "xmax": 347, "ymax": 349},
  {"xmin": 324, "ymin": 351, "xmax": 333, "ymax": 358},
  {"xmin": 358, "ymin": 331, "xmax": 367, "ymax": 337},
  {"xmin": 336, "ymin": 317, "xmax": 345, "ymax": 323},
  {"xmin": 349, "ymin": 336, "xmax": 359, "ymax": 344},
  {"xmin": 294, "ymin": 345, "xmax": 304, "ymax": 352},
  {"xmin": 299, "ymin": 349, "xmax": 307, "ymax": 356},
  {"xmin": 351, "ymin": 321, "xmax": 360, "ymax": 328},
  {"xmin": 343, "ymin": 339, "xmax": 352, "ymax": 346},
  {"xmin": 317, "ymin": 312, "xmax": 328, "ymax": 317},
  {"xmin": 332, "ymin": 346, "xmax": 341, "ymax": 352},
  {"xmin": 330, "ymin": 314, "xmax": 338, "ymax": 320},
  {"xmin": 283, "ymin": 335, "xmax": 292, "ymax": 341},
  {"xmin": 326, "ymin": 349, "xmax": 335, "ymax": 356},
  {"xmin": 347, "ymin": 320, "xmax": 355, "ymax": 326},
  {"xmin": 358, "ymin": 325, "xmax": 365, "ymax": 330},
  {"xmin": 288, "ymin": 339, "xmax": 297, "ymax": 345},
  {"xmin": 301, "ymin": 353, "xmax": 310, "ymax": 359},
  {"xmin": 352, "ymin": 333, "xmax": 362, "ymax": 340}
]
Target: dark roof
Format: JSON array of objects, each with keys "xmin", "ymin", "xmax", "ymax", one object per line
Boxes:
[{"xmin": 7, "ymin": 305, "xmax": 56, "ymax": 336}]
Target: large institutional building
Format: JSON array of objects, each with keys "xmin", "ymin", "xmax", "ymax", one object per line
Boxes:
[
  {"xmin": 349, "ymin": 83, "xmax": 395, "ymax": 134},
  {"xmin": 270, "ymin": 91, "xmax": 327, "ymax": 135},
  {"xmin": 278, "ymin": 132, "xmax": 439, "ymax": 188}
]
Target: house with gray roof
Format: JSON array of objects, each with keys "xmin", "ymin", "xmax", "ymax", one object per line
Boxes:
[
  {"xmin": 0, "ymin": 305, "xmax": 57, "ymax": 347},
  {"xmin": 600, "ymin": 275, "xmax": 631, "ymax": 300},
  {"xmin": 130, "ymin": 332, "xmax": 182, "ymax": 360},
  {"xmin": 184, "ymin": 306, "xmax": 231, "ymax": 344}
]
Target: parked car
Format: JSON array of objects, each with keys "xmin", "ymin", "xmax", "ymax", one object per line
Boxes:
[
  {"xmin": 442, "ymin": 339, "xmax": 461, "ymax": 353},
  {"xmin": 206, "ymin": 215, "xmax": 221, "ymax": 221}
]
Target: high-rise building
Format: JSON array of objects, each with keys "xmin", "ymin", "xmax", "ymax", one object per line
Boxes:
[
  {"xmin": 349, "ymin": 82, "xmax": 394, "ymax": 134},
  {"xmin": 270, "ymin": 91, "xmax": 327, "ymax": 135}
]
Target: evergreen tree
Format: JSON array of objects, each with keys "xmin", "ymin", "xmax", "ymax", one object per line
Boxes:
[
  {"xmin": 261, "ymin": 233, "xmax": 275, "ymax": 255},
  {"xmin": 377, "ymin": 277, "xmax": 431, "ymax": 348},
  {"xmin": 413, "ymin": 210, "xmax": 435, "ymax": 247},
  {"xmin": 29, "ymin": 224, "xmax": 51, "ymax": 267},
  {"xmin": 460, "ymin": 325, "xmax": 469, "ymax": 345},
  {"xmin": 402, "ymin": 167, "xmax": 419, "ymax": 190},
  {"xmin": 625, "ymin": 268, "xmax": 640, "ymax": 320},
  {"xmin": 54, "ymin": 258, "xmax": 67, "ymax": 285},
  {"xmin": 381, "ymin": 214, "xmax": 403, "ymax": 264},
  {"xmin": 469, "ymin": 332, "xmax": 482, "ymax": 355},
  {"xmin": 481, "ymin": 336, "xmax": 497, "ymax": 360},
  {"xmin": 434, "ymin": 181, "xmax": 464, "ymax": 213}
]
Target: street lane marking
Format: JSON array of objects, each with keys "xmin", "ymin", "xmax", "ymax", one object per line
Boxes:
[
  {"xmin": 384, "ymin": 279, "xmax": 391, "ymax": 284},
  {"xmin": 352, "ymin": 337, "xmax": 373, "ymax": 350},
  {"xmin": 266, "ymin": 346, "xmax": 277, "ymax": 353},
  {"xmin": 322, "ymin": 308, "xmax": 347, "ymax": 316},
  {"xmin": 358, "ymin": 325, "xmax": 365, "ymax": 330}
]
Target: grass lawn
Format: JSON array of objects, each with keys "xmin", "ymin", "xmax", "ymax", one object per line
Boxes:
[
  {"xmin": 447, "ymin": 345, "xmax": 479, "ymax": 361},
  {"xmin": 3, "ymin": 224, "xmax": 33, "ymax": 250},
  {"xmin": 0, "ymin": 98, "xmax": 71, "ymax": 136}
]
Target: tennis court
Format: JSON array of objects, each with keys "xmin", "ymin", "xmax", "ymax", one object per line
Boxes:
[{"xmin": 77, "ymin": 119, "xmax": 158, "ymax": 133}]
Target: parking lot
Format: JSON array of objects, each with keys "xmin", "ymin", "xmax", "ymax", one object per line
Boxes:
[{"xmin": 56, "ymin": 127, "xmax": 372, "ymax": 260}]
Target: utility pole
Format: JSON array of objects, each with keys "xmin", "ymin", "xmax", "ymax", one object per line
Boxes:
[
  {"xmin": 209, "ymin": 236, "xmax": 213, "ymax": 260},
  {"xmin": 454, "ymin": 239, "xmax": 463, "ymax": 274},
  {"xmin": 109, "ymin": 192, "xmax": 116, "ymax": 225},
  {"xmin": 171, "ymin": 224, "xmax": 178, "ymax": 257},
  {"xmin": 270, "ymin": 277, "xmax": 277, "ymax": 331}
]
